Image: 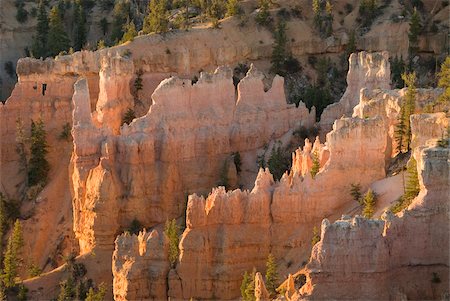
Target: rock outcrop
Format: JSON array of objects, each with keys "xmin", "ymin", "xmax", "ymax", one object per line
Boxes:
[
  {"xmin": 112, "ymin": 229, "xmax": 169, "ymax": 301},
  {"xmin": 73, "ymin": 64, "xmax": 314, "ymax": 254},
  {"xmin": 319, "ymin": 51, "xmax": 391, "ymax": 134},
  {"xmin": 297, "ymin": 140, "xmax": 450, "ymax": 300},
  {"xmin": 163, "ymin": 115, "xmax": 388, "ymax": 300}
]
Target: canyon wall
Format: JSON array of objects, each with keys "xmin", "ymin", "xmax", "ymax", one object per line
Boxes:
[
  {"xmin": 72, "ymin": 64, "xmax": 315, "ymax": 255},
  {"xmin": 297, "ymin": 138, "xmax": 449, "ymax": 300}
]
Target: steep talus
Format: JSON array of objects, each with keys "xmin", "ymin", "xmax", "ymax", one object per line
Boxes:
[{"xmin": 296, "ymin": 140, "xmax": 449, "ymax": 300}]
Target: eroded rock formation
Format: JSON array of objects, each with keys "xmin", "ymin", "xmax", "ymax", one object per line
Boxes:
[
  {"xmin": 319, "ymin": 51, "xmax": 391, "ymax": 133},
  {"xmin": 297, "ymin": 140, "xmax": 449, "ymax": 300},
  {"xmin": 72, "ymin": 64, "xmax": 314, "ymax": 256}
]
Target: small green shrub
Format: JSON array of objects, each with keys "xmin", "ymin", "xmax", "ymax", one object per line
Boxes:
[
  {"xmin": 267, "ymin": 142, "xmax": 290, "ymax": 181},
  {"xmin": 58, "ymin": 123, "xmax": 71, "ymax": 141},
  {"xmin": 233, "ymin": 152, "xmax": 242, "ymax": 173},
  {"xmin": 265, "ymin": 254, "xmax": 279, "ymax": 297},
  {"xmin": 311, "ymin": 226, "xmax": 320, "ymax": 247},
  {"xmin": 165, "ymin": 219, "xmax": 180, "ymax": 267},
  {"xmin": 128, "ymin": 218, "xmax": 143, "ymax": 235},
  {"xmin": 350, "ymin": 183, "xmax": 362, "ymax": 204},
  {"xmin": 362, "ymin": 189, "xmax": 377, "ymax": 218},
  {"xmin": 240, "ymin": 268, "xmax": 256, "ymax": 301},
  {"xmin": 310, "ymin": 150, "xmax": 320, "ymax": 179},
  {"xmin": 122, "ymin": 108, "xmax": 136, "ymax": 125}
]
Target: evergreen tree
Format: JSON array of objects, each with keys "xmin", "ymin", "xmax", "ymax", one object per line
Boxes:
[
  {"xmin": 99, "ymin": 17, "xmax": 109, "ymax": 36},
  {"xmin": 2, "ymin": 220, "xmax": 24, "ymax": 288},
  {"xmin": 0, "ymin": 195, "xmax": 6, "ymax": 257},
  {"xmin": 133, "ymin": 70, "xmax": 143, "ymax": 99},
  {"xmin": 310, "ymin": 150, "xmax": 320, "ymax": 179},
  {"xmin": 240, "ymin": 271, "xmax": 251, "ymax": 300},
  {"xmin": 404, "ymin": 157, "xmax": 419, "ymax": 202},
  {"xmin": 391, "ymin": 56, "xmax": 406, "ymax": 88},
  {"xmin": 143, "ymin": 0, "xmax": 168, "ymax": 34},
  {"xmin": 395, "ymin": 72, "xmax": 416, "ymax": 153},
  {"xmin": 122, "ymin": 108, "xmax": 136, "ymax": 125},
  {"xmin": 15, "ymin": 0, "xmax": 28, "ymax": 23},
  {"xmin": 164, "ymin": 219, "xmax": 179, "ymax": 267},
  {"xmin": 408, "ymin": 7, "xmax": 421, "ymax": 59},
  {"xmin": 28, "ymin": 119, "xmax": 50, "ymax": 187},
  {"xmin": 311, "ymin": 226, "xmax": 320, "ymax": 247},
  {"xmin": 312, "ymin": 0, "xmax": 321, "ymax": 28},
  {"xmin": 85, "ymin": 283, "xmax": 106, "ymax": 301},
  {"xmin": 362, "ymin": 189, "xmax": 376, "ymax": 218},
  {"xmin": 350, "ymin": 183, "xmax": 362, "ymax": 204},
  {"xmin": 120, "ymin": 19, "xmax": 137, "ymax": 43},
  {"xmin": 226, "ymin": 0, "xmax": 239, "ymax": 17},
  {"xmin": 57, "ymin": 277, "xmax": 76, "ymax": 301},
  {"xmin": 402, "ymin": 72, "xmax": 417, "ymax": 150},
  {"xmin": 345, "ymin": 30, "xmax": 356, "ymax": 57},
  {"xmin": 394, "ymin": 102, "xmax": 406, "ymax": 153},
  {"xmin": 240, "ymin": 268, "xmax": 256, "ymax": 301},
  {"xmin": 16, "ymin": 118, "xmax": 28, "ymax": 190},
  {"xmin": 31, "ymin": 0, "xmax": 49, "ymax": 58},
  {"xmin": 270, "ymin": 21, "xmax": 287, "ymax": 75},
  {"xmin": 47, "ymin": 6, "xmax": 70, "ymax": 56},
  {"xmin": 265, "ymin": 254, "xmax": 278, "ymax": 297},
  {"xmin": 111, "ymin": 0, "xmax": 131, "ymax": 43},
  {"xmin": 267, "ymin": 143, "xmax": 290, "ymax": 181},
  {"xmin": 437, "ymin": 56, "xmax": 450, "ymax": 107},
  {"xmin": 255, "ymin": 0, "xmax": 270, "ymax": 26},
  {"xmin": 73, "ymin": 2, "xmax": 87, "ymax": 51}
]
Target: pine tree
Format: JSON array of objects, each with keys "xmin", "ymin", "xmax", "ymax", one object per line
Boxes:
[
  {"xmin": 394, "ymin": 102, "xmax": 406, "ymax": 153},
  {"xmin": 362, "ymin": 189, "xmax": 376, "ymax": 218},
  {"xmin": 134, "ymin": 70, "xmax": 143, "ymax": 99},
  {"xmin": 47, "ymin": 6, "xmax": 70, "ymax": 56},
  {"xmin": 255, "ymin": 0, "xmax": 270, "ymax": 26},
  {"xmin": 16, "ymin": 118, "xmax": 28, "ymax": 191},
  {"xmin": 143, "ymin": 0, "xmax": 168, "ymax": 34},
  {"xmin": 350, "ymin": 183, "xmax": 362, "ymax": 204},
  {"xmin": 404, "ymin": 157, "xmax": 419, "ymax": 202},
  {"xmin": 28, "ymin": 119, "xmax": 50, "ymax": 187},
  {"xmin": 408, "ymin": 7, "xmax": 421, "ymax": 59},
  {"xmin": 312, "ymin": 0, "xmax": 321, "ymax": 29},
  {"xmin": 31, "ymin": 0, "xmax": 49, "ymax": 58},
  {"xmin": 226, "ymin": 0, "xmax": 239, "ymax": 16},
  {"xmin": 99, "ymin": 17, "xmax": 109, "ymax": 36},
  {"xmin": 310, "ymin": 150, "xmax": 320, "ymax": 179},
  {"xmin": 73, "ymin": 2, "xmax": 87, "ymax": 51},
  {"xmin": 85, "ymin": 283, "xmax": 106, "ymax": 301},
  {"xmin": 120, "ymin": 19, "xmax": 137, "ymax": 44},
  {"xmin": 265, "ymin": 254, "xmax": 278, "ymax": 297},
  {"xmin": 164, "ymin": 219, "xmax": 179, "ymax": 267},
  {"xmin": 122, "ymin": 108, "xmax": 136, "ymax": 125},
  {"xmin": 240, "ymin": 271, "xmax": 251, "ymax": 300},
  {"xmin": 57, "ymin": 277, "xmax": 75, "ymax": 301},
  {"xmin": 402, "ymin": 72, "xmax": 417, "ymax": 150},
  {"xmin": 111, "ymin": 0, "xmax": 131, "ymax": 43},
  {"xmin": 437, "ymin": 56, "xmax": 450, "ymax": 107},
  {"xmin": 311, "ymin": 226, "xmax": 320, "ymax": 247},
  {"xmin": 240, "ymin": 268, "xmax": 256, "ymax": 301},
  {"xmin": 270, "ymin": 21, "xmax": 287, "ymax": 75},
  {"xmin": 0, "ymin": 194, "xmax": 6, "ymax": 257},
  {"xmin": 2, "ymin": 220, "xmax": 24, "ymax": 288}
]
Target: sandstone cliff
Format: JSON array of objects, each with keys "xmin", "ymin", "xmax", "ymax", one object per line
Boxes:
[
  {"xmin": 296, "ymin": 139, "xmax": 449, "ymax": 300},
  {"xmin": 319, "ymin": 51, "xmax": 391, "ymax": 134}
]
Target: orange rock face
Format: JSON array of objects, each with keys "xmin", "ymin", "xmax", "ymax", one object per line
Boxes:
[
  {"xmin": 319, "ymin": 51, "xmax": 391, "ymax": 133},
  {"xmin": 72, "ymin": 64, "xmax": 314, "ymax": 255},
  {"xmin": 297, "ymin": 141, "xmax": 449, "ymax": 300}
]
